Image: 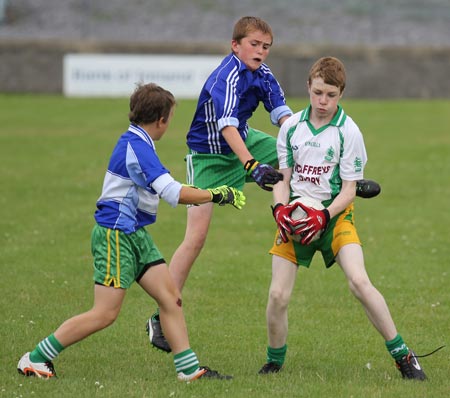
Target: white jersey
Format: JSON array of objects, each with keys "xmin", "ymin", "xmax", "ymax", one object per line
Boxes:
[{"xmin": 277, "ymin": 105, "xmax": 367, "ymax": 201}]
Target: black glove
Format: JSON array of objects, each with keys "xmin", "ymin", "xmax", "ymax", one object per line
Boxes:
[{"xmin": 244, "ymin": 159, "xmax": 283, "ymax": 192}]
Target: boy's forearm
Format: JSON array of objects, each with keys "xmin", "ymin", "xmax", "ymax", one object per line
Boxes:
[
  {"xmin": 221, "ymin": 126, "xmax": 253, "ymax": 164},
  {"xmin": 326, "ymin": 180, "xmax": 356, "ymax": 218},
  {"xmin": 279, "ymin": 115, "xmax": 291, "ymax": 126},
  {"xmin": 178, "ymin": 186, "xmax": 212, "ymax": 205},
  {"xmin": 272, "ymin": 169, "xmax": 291, "ymax": 204}
]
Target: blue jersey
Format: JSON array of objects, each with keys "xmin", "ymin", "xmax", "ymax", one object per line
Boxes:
[
  {"xmin": 187, "ymin": 53, "xmax": 292, "ymax": 154},
  {"xmin": 95, "ymin": 124, "xmax": 176, "ymax": 234}
]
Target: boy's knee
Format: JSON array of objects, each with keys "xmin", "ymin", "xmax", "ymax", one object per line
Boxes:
[
  {"xmin": 268, "ymin": 288, "xmax": 290, "ymax": 309},
  {"xmin": 96, "ymin": 309, "xmax": 119, "ymax": 328},
  {"xmin": 348, "ymin": 275, "xmax": 372, "ymax": 297}
]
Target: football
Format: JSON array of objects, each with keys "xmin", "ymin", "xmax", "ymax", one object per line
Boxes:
[{"xmin": 288, "ymin": 196, "xmax": 325, "ymax": 243}]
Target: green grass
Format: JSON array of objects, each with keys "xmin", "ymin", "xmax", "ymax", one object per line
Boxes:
[{"xmin": 1, "ymin": 94, "xmax": 449, "ymax": 397}]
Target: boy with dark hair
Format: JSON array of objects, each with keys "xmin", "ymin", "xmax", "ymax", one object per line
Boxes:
[{"xmin": 17, "ymin": 83, "xmax": 243, "ymax": 381}]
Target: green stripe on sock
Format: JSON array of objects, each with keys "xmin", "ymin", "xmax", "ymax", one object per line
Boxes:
[
  {"xmin": 174, "ymin": 348, "xmax": 199, "ymax": 375},
  {"xmin": 30, "ymin": 333, "xmax": 64, "ymax": 363}
]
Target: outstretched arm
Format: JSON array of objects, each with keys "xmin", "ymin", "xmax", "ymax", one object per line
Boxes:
[
  {"xmin": 179, "ymin": 184, "xmax": 246, "ymax": 210},
  {"xmin": 151, "ymin": 173, "xmax": 245, "ymax": 210}
]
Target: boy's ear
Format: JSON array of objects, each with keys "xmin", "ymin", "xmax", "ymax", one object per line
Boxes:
[{"xmin": 156, "ymin": 117, "xmax": 166, "ymax": 127}]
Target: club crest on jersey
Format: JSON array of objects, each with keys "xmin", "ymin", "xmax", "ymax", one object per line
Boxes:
[
  {"xmin": 354, "ymin": 157, "xmax": 363, "ymax": 172},
  {"xmin": 324, "ymin": 146, "xmax": 335, "ymax": 162}
]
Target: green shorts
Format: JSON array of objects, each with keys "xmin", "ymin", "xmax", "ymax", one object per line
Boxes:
[
  {"xmin": 269, "ymin": 204, "xmax": 361, "ymax": 268},
  {"xmin": 91, "ymin": 224, "xmax": 165, "ymax": 289},
  {"xmin": 185, "ymin": 127, "xmax": 277, "ymax": 190}
]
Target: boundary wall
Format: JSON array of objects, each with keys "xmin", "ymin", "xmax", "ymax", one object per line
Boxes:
[{"xmin": 1, "ymin": 39, "xmax": 449, "ymax": 98}]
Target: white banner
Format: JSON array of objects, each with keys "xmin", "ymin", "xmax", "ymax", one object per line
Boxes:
[{"xmin": 63, "ymin": 54, "xmax": 223, "ymax": 98}]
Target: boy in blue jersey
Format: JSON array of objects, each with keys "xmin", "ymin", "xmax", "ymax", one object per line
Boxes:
[
  {"xmin": 17, "ymin": 83, "xmax": 244, "ymax": 381},
  {"xmin": 147, "ymin": 16, "xmax": 289, "ymax": 352},
  {"xmin": 148, "ymin": 16, "xmax": 381, "ymax": 353}
]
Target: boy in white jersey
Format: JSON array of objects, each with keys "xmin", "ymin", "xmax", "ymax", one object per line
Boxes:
[
  {"xmin": 259, "ymin": 57, "xmax": 426, "ymax": 380},
  {"xmin": 17, "ymin": 83, "xmax": 244, "ymax": 381}
]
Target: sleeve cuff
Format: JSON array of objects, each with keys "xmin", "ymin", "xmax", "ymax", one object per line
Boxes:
[
  {"xmin": 270, "ymin": 105, "xmax": 293, "ymax": 126},
  {"xmin": 217, "ymin": 117, "xmax": 239, "ymax": 131},
  {"xmin": 151, "ymin": 174, "xmax": 182, "ymax": 207}
]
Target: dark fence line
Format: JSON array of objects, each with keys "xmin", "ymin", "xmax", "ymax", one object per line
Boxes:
[{"xmin": 1, "ymin": 38, "xmax": 449, "ymax": 98}]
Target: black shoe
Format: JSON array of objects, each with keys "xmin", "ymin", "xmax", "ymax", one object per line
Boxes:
[
  {"xmin": 199, "ymin": 366, "xmax": 233, "ymax": 380},
  {"xmin": 146, "ymin": 313, "xmax": 171, "ymax": 353},
  {"xmin": 177, "ymin": 366, "xmax": 233, "ymax": 381},
  {"xmin": 395, "ymin": 350, "xmax": 426, "ymax": 380},
  {"xmin": 356, "ymin": 179, "xmax": 381, "ymax": 198},
  {"xmin": 258, "ymin": 362, "xmax": 282, "ymax": 374}
]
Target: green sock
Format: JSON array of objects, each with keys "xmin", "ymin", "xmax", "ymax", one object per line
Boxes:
[
  {"xmin": 174, "ymin": 349, "xmax": 199, "ymax": 375},
  {"xmin": 385, "ymin": 334, "xmax": 409, "ymax": 361},
  {"xmin": 267, "ymin": 344, "xmax": 287, "ymax": 366},
  {"xmin": 152, "ymin": 308, "xmax": 160, "ymax": 321},
  {"xmin": 30, "ymin": 334, "xmax": 64, "ymax": 363}
]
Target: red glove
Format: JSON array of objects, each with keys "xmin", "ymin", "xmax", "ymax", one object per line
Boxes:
[
  {"xmin": 294, "ymin": 203, "xmax": 330, "ymax": 245},
  {"xmin": 271, "ymin": 202, "xmax": 302, "ymax": 243}
]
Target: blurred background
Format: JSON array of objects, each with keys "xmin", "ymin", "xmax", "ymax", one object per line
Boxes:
[{"xmin": 1, "ymin": 0, "xmax": 450, "ymax": 97}]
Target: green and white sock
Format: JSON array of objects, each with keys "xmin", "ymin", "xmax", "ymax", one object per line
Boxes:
[
  {"xmin": 174, "ymin": 349, "xmax": 199, "ymax": 375},
  {"xmin": 385, "ymin": 334, "xmax": 409, "ymax": 361},
  {"xmin": 152, "ymin": 309, "xmax": 160, "ymax": 321},
  {"xmin": 267, "ymin": 344, "xmax": 287, "ymax": 366},
  {"xmin": 30, "ymin": 334, "xmax": 64, "ymax": 363}
]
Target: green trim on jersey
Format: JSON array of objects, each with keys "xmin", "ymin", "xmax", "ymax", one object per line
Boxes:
[
  {"xmin": 299, "ymin": 105, "xmax": 346, "ymax": 126},
  {"xmin": 284, "ymin": 106, "xmax": 348, "ymax": 200},
  {"xmin": 338, "ymin": 128, "xmax": 344, "ymax": 157},
  {"xmin": 285, "ymin": 124, "xmax": 298, "ymax": 169},
  {"xmin": 302, "ymin": 105, "xmax": 347, "ymax": 136},
  {"xmin": 306, "ymin": 105, "xmax": 347, "ymax": 135},
  {"xmin": 329, "ymin": 165, "xmax": 341, "ymax": 199},
  {"xmin": 331, "ymin": 106, "xmax": 347, "ymax": 126},
  {"xmin": 328, "ymin": 127, "xmax": 345, "ymax": 198}
]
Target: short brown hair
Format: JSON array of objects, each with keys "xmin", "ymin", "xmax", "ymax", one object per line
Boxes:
[
  {"xmin": 232, "ymin": 16, "xmax": 273, "ymax": 44},
  {"xmin": 308, "ymin": 57, "xmax": 346, "ymax": 93},
  {"xmin": 128, "ymin": 83, "xmax": 176, "ymax": 125}
]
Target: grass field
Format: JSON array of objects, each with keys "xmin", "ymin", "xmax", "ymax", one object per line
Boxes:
[{"xmin": 0, "ymin": 94, "xmax": 449, "ymax": 397}]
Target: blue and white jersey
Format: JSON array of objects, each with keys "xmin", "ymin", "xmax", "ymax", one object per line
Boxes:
[
  {"xmin": 95, "ymin": 124, "xmax": 180, "ymax": 234},
  {"xmin": 187, "ymin": 53, "xmax": 292, "ymax": 154}
]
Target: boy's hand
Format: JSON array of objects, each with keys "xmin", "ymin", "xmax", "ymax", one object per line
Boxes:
[
  {"xmin": 271, "ymin": 202, "xmax": 300, "ymax": 243},
  {"xmin": 207, "ymin": 186, "xmax": 246, "ymax": 210},
  {"xmin": 294, "ymin": 203, "xmax": 330, "ymax": 245},
  {"xmin": 244, "ymin": 159, "xmax": 283, "ymax": 192}
]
